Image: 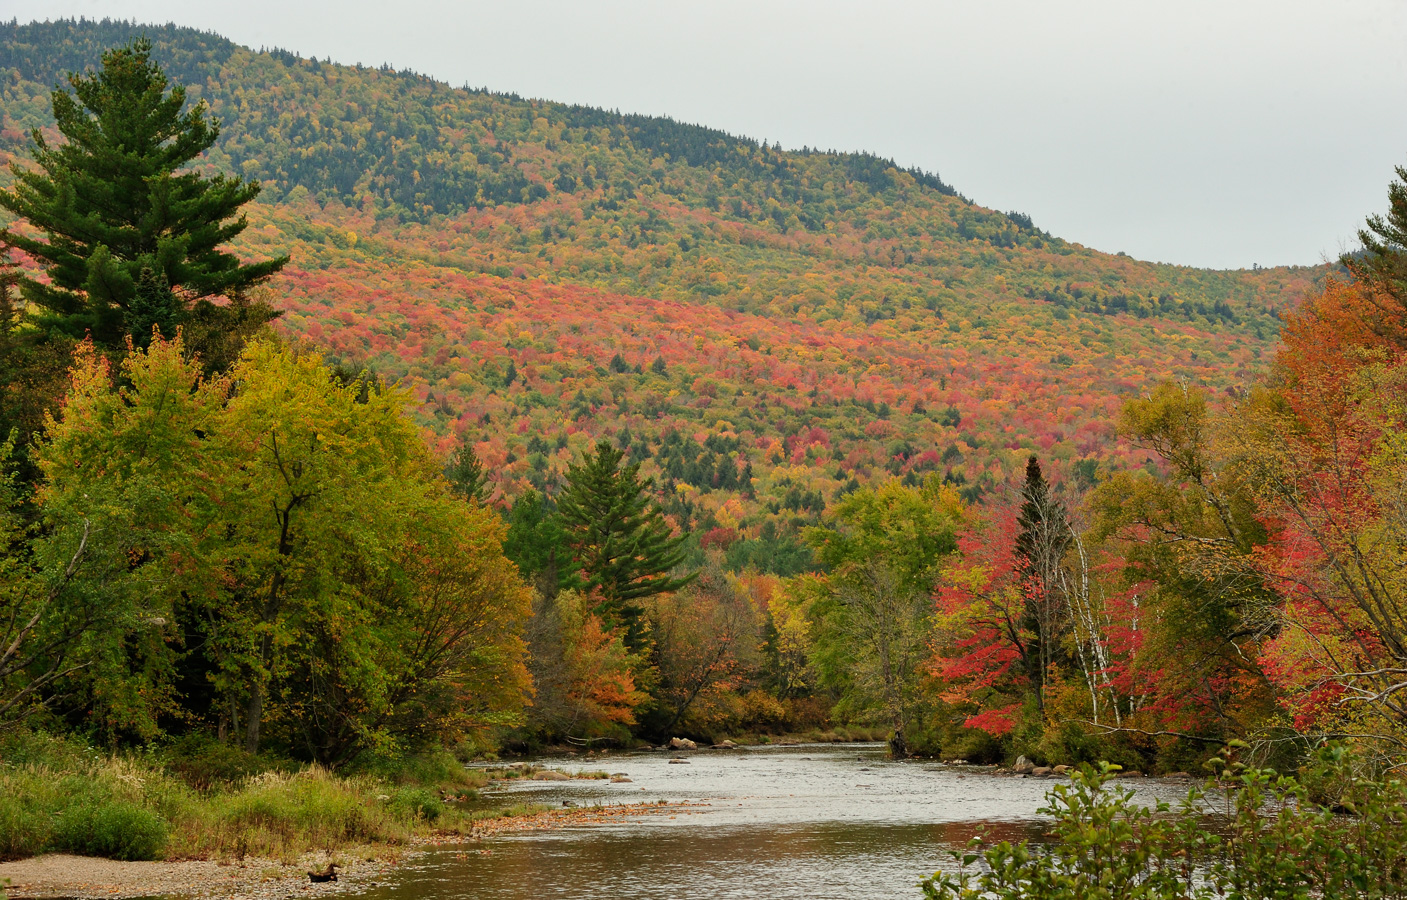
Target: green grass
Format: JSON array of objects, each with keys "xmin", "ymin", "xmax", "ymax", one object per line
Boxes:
[{"xmin": 0, "ymin": 731, "xmax": 515, "ymax": 863}]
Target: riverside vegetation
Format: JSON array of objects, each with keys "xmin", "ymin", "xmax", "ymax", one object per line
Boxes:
[{"xmin": 2, "ymin": 28, "xmax": 1407, "ymax": 897}]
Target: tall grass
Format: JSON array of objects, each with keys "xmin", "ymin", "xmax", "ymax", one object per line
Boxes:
[{"xmin": 0, "ymin": 732, "xmax": 497, "ymax": 863}]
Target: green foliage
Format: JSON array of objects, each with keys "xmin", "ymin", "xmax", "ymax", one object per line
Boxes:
[
  {"xmin": 789, "ymin": 478, "xmax": 964, "ymax": 755},
  {"xmin": 558, "ymin": 441, "xmax": 696, "ymax": 647},
  {"xmin": 160, "ymin": 735, "xmax": 283, "ymax": 790},
  {"xmin": 502, "ymin": 489, "xmax": 578, "ymax": 598},
  {"xmin": 32, "ymin": 336, "xmax": 530, "ymax": 760},
  {"xmin": 52, "ymin": 801, "xmax": 169, "ymax": 861},
  {"xmin": 0, "ymin": 38, "xmax": 285, "ymax": 346},
  {"xmin": 445, "ymin": 436, "xmax": 489, "ymax": 503},
  {"xmin": 387, "ymin": 787, "xmax": 442, "ymax": 823},
  {"xmin": 923, "ymin": 744, "xmax": 1407, "ymax": 900},
  {"xmin": 1344, "ymin": 160, "xmax": 1407, "ymax": 337}
]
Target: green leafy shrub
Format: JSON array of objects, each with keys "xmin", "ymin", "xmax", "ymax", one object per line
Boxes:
[
  {"xmin": 389, "ymin": 787, "xmax": 443, "ymax": 823},
  {"xmin": 53, "ymin": 802, "xmax": 168, "ymax": 861},
  {"xmin": 922, "ymin": 743, "xmax": 1407, "ymax": 900}
]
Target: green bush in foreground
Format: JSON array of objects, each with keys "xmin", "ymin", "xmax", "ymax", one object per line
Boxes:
[
  {"xmin": 52, "ymin": 802, "xmax": 168, "ymax": 861},
  {"xmin": 923, "ymin": 743, "xmax": 1407, "ymax": 900}
]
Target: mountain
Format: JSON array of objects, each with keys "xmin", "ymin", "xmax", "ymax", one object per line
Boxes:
[{"xmin": 0, "ymin": 19, "xmax": 1323, "ymax": 570}]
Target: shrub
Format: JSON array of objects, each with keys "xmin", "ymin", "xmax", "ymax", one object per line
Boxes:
[
  {"xmin": 389, "ymin": 787, "xmax": 442, "ymax": 823},
  {"xmin": 162, "ymin": 736, "xmax": 278, "ymax": 789},
  {"xmin": 921, "ymin": 743, "xmax": 1407, "ymax": 900},
  {"xmin": 53, "ymin": 802, "xmax": 169, "ymax": 861},
  {"xmin": 0, "ymin": 793, "xmax": 49, "ymax": 861}
]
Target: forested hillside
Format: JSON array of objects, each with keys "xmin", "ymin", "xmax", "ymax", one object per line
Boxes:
[
  {"xmin": 8, "ymin": 25, "xmax": 1407, "ymax": 876},
  {"xmin": 0, "ymin": 19, "xmax": 1321, "ymax": 567}
]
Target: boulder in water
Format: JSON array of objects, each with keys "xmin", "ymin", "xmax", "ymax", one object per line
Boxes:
[
  {"xmin": 669, "ymin": 737, "xmax": 698, "ymax": 750},
  {"xmin": 1012, "ymin": 756, "xmax": 1036, "ymax": 775}
]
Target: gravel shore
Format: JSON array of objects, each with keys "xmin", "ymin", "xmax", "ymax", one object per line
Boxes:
[{"xmin": 0, "ymin": 849, "xmax": 407, "ymax": 900}]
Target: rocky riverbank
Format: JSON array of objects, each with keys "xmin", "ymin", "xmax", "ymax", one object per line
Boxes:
[{"xmin": 0, "ymin": 802, "xmax": 697, "ymax": 900}]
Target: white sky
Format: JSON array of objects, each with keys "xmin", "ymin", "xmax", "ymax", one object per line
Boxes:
[{"xmin": 4, "ymin": 0, "xmax": 1405, "ymax": 269}]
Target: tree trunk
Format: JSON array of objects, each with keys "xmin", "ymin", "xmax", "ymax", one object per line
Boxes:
[{"xmin": 244, "ymin": 684, "xmax": 263, "ymax": 753}]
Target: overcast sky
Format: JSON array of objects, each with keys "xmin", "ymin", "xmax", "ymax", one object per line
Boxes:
[{"xmin": 4, "ymin": 0, "xmax": 1405, "ymax": 269}]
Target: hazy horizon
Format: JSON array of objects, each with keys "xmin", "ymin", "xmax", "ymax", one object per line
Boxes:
[{"xmin": 4, "ymin": 0, "xmax": 1404, "ymax": 270}]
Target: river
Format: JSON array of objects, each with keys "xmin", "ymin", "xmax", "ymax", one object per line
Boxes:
[{"xmin": 362, "ymin": 743, "xmax": 1190, "ymax": 900}]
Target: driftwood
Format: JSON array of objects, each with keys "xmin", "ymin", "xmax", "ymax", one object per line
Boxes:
[{"xmin": 307, "ymin": 862, "xmax": 339, "ymax": 883}]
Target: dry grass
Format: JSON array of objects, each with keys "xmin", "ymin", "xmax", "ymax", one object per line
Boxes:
[{"xmin": 0, "ymin": 732, "xmax": 529, "ymax": 864}]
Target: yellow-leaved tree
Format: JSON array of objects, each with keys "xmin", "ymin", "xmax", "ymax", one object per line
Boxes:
[{"xmin": 35, "ymin": 335, "xmax": 530, "ymax": 762}]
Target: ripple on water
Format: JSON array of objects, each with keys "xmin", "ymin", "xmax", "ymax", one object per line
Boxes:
[{"xmin": 364, "ymin": 744, "xmax": 1189, "ymax": 900}]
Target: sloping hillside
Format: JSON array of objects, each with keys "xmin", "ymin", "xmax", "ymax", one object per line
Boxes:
[{"xmin": 0, "ymin": 19, "xmax": 1322, "ymax": 567}]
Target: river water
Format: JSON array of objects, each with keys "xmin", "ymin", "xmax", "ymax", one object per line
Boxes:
[{"xmin": 363, "ymin": 743, "xmax": 1189, "ymax": 900}]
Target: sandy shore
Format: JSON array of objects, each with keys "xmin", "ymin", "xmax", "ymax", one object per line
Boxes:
[{"xmin": 0, "ymin": 802, "xmax": 698, "ymax": 899}]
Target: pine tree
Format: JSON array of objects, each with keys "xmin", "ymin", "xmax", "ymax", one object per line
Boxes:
[
  {"xmin": 1014, "ymin": 455, "xmax": 1072, "ymax": 715},
  {"xmin": 445, "ymin": 437, "xmax": 489, "ymax": 503},
  {"xmin": 0, "ymin": 39, "xmax": 287, "ymax": 346},
  {"xmin": 503, "ymin": 489, "xmax": 578, "ymax": 599},
  {"xmin": 557, "ymin": 441, "xmax": 694, "ymax": 647},
  {"xmin": 1344, "ymin": 163, "xmax": 1407, "ymax": 347}
]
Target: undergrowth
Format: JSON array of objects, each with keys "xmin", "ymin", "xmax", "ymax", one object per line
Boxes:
[{"xmin": 0, "ymin": 731, "xmax": 516, "ymax": 863}]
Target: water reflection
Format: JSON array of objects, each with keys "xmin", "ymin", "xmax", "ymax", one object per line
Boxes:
[{"xmin": 363, "ymin": 744, "xmax": 1187, "ymax": 900}]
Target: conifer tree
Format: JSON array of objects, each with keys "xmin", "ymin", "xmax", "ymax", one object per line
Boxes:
[
  {"xmin": 1344, "ymin": 162, "xmax": 1407, "ymax": 346},
  {"xmin": 0, "ymin": 39, "xmax": 287, "ymax": 346},
  {"xmin": 445, "ymin": 437, "xmax": 489, "ymax": 503},
  {"xmin": 502, "ymin": 489, "xmax": 577, "ymax": 599},
  {"xmin": 557, "ymin": 441, "xmax": 694, "ymax": 647},
  {"xmin": 1014, "ymin": 455, "xmax": 1072, "ymax": 714}
]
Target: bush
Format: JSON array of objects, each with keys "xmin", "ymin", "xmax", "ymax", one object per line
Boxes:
[
  {"xmin": 389, "ymin": 787, "xmax": 442, "ymax": 823},
  {"xmin": 162, "ymin": 735, "xmax": 279, "ymax": 789},
  {"xmin": 922, "ymin": 743, "xmax": 1407, "ymax": 900},
  {"xmin": 53, "ymin": 801, "xmax": 169, "ymax": 861},
  {"xmin": 0, "ymin": 793, "xmax": 49, "ymax": 861}
]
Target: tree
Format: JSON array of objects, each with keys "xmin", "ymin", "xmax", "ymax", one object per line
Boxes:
[
  {"xmin": 793, "ymin": 477, "xmax": 964, "ymax": 755},
  {"xmin": 1014, "ymin": 456, "xmax": 1072, "ymax": 715},
  {"xmin": 1341, "ymin": 161, "xmax": 1407, "ymax": 346},
  {"xmin": 445, "ymin": 435, "xmax": 489, "ymax": 503},
  {"xmin": 518, "ymin": 588, "xmax": 645, "ymax": 745},
  {"xmin": 647, "ymin": 566, "xmax": 762, "ymax": 738},
  {"xmin": 557, "ymin": 441, "xmax": 695, "ymax": 648},
  {"xmin": 36, "ymin": 335, "xmax": 531, "ymax": 759},
  {"xmin": 502, "ymin": 489, "xmax": 577, "ymax": 599},
  {"xmin": 0, "ymin": 39, "xmax": 286, "ymax": 346},
  {"xmin": 1085, "ymin": 383, "xmax": 1276, "ymax": 743}
]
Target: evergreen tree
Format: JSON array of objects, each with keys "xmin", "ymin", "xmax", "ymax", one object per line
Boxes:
[
  {"xmin": 557, "ymin": 441, "xmax": 694, "ymax": 647},
  {"xmin": 502, "ymin": 489, "xmax": 577, "ymax": 599},
  {"xmin": 1014, "ymin": 455, "xmax": 1072, "ymax": 714},
  {"xmin": 1344, "ymin": 162, "xmax": 1407, "ymax": 346},
  {"xmin": 0, "ymin": 39, "xmax": 287, "ymax": 346},
  {"xmin": 445, "ymin": 437, "xmax": 488, "ymax": 503}
]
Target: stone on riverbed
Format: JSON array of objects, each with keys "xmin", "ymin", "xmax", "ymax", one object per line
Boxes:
[
  {"xmin": 669, "ymin": 737, "xmax": 698, "ymax": 750},
  {"xmin": 1032, "ymin": 766, "xmax": 1052, "ymax": 777},
  {"xmin": 1053, "ymin": 765, "xmax": 1071, "ymax": 775},
  {"xmin": 1012, "ymin": 756, "xmax": 1036, "ymax": 775},
  {"xmin": 668, "ymin": 758, "xmax": 691, "ymax": 764},
  {"xmin": 712, "ymin": 740, "xmax": 738, "ymax": 749},
  {"xmin": 611, "ymin": 776, "xmax": 633, "ymax": 783}
]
